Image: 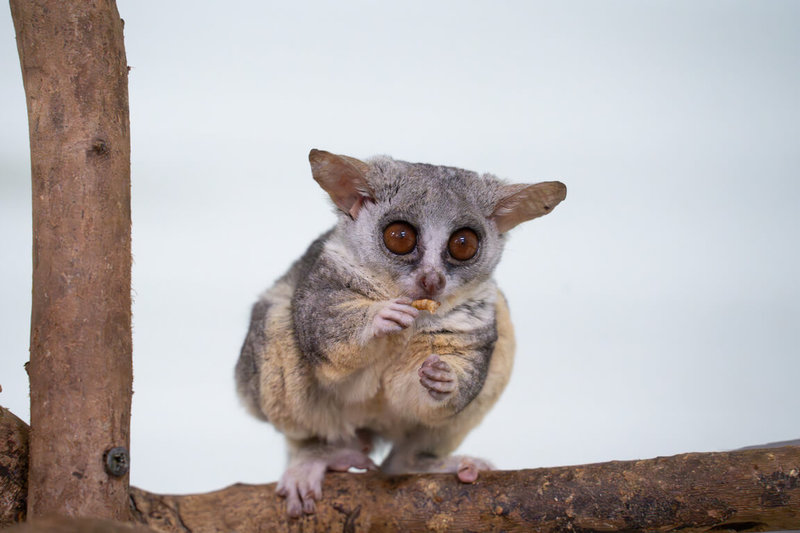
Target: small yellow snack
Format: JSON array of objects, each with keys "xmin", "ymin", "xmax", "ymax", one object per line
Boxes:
[{"xmin": 411, "ymin": 299, "xmax": 440, "ymax": 313}]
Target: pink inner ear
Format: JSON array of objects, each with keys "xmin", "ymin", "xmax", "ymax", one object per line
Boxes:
[
  {"xmin": 309, "ymin": 149, "xmax": 373, "ymax": 218},
  {"xmin": 491, "ymin": 181, "xmax": 567, "ymax": 233},
  {"xmin": 349, "ymin": 195, "xmax": 372, "ymax": 219}
]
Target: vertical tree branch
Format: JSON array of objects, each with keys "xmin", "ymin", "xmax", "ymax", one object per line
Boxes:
[{"xmin": 9, "ymin": 0, "xmax": 132, "ymax": 520}]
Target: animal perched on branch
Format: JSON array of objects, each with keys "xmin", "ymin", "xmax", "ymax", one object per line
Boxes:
[{"xmin": 235, "ymin": 149, "xmax": 566, "ymax": 517}]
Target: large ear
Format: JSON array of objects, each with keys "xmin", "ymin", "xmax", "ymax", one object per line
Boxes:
[
  {"xmin": 308, "ymin": 149, "xmax": 373, "ymax": 219},
  {"xmin": 491, "ymin": 181, "xmax": 567, "ymax": 233}
]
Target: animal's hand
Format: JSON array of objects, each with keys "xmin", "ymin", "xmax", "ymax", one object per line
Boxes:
[
  {"xmin": 368, "ymin": 297, "xmax": 419, "ymax": 338},
  {"xmin": 418, "ymin": 354, "xmax": 456, "ymax": 400}
]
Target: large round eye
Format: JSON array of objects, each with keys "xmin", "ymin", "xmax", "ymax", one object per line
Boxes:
[
  {"xmin": 448, "ymin": 228, "xmax": 479, "ymax": 261},
  {"xmin": 383, "ymin": 221, "xmax": 417, "ymax": 255}
]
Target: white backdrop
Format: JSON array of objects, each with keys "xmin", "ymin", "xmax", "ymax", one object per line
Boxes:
[{"xmin": 1, "ymin": 1, "xmax": 798, "ymax": 495}]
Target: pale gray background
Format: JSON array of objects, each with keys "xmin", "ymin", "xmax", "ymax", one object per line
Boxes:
[{"xmin": 1, "ymin": 1, "xmax": 798, "ymax": 496}]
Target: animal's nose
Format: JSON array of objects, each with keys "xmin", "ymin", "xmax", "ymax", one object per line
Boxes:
[{"xmin": 418, "ymin": 269, "xmax": 446, "ymax": 296}]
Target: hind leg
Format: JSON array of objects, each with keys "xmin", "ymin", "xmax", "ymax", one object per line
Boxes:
[
  {"xmin": 381, "ymin": 442, "xmax": 494, "ymax": 483},
  {"xmin": 380, "ymin": 414, "xmax": 495, "ymax": 483}
]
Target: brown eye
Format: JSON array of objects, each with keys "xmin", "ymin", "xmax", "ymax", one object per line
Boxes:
[
  {"xmin": 448, "ymin": 228, "xmax": 479, "ymax": 261},
  {"xmin": 383, "ymin": 221, "xmax": 417, "ymax": 255}
]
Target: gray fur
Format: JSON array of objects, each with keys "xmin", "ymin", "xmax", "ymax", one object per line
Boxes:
[
  {"xmin": 291, "ymin": 156, "xmax": 509, "ymax": 386},
  {"xmin": 329, "ymin": 157, "xmax": 514, "ymax": 302},
  {"xmin": 235, "ymin": 298, "xmax": 272, "ymax": 421}
]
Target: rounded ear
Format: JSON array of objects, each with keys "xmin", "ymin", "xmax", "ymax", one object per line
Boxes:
[
  {"xmin": 491, "ymin": 181, "xmax": 567, "ymax": 233},
  {"xmin": 309, "ymin": 149, "xmax": 373, "ymax": 219}
]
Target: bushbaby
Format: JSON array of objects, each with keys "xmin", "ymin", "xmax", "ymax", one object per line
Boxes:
[{"xmin": 235, "ymin": 149, "xmax": 566, "ymax": 517}]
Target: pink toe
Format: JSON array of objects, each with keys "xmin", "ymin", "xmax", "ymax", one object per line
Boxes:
[
  {"xmin": 457, "ymin": 463, "xmax": 479, "ymax": 483},
  {"xmin": 287, "ymin": 498, "xmax": 303, "ymax": 518}
]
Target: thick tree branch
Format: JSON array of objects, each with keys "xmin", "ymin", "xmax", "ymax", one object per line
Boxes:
[
  {"xmin": 9, "ymin": 0, "xmax": 132, "ymax": 520},
  {"xmin": 2, "ymin": 407, "xmax": 799, "ymax": 532},
  {"xmin": 128, "ymin": 449, "xmax": 800, "ymax": 532}
]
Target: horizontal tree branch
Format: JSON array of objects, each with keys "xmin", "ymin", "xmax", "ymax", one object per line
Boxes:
[
  {"xmin": 3, "ymin": 406, "xmax": 799, "ymax": 532},
  {"xmin": 129, "ymin": 448, "xmax": 800, "ymax": 532}
]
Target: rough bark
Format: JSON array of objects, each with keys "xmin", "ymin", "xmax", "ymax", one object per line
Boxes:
[
  {"xmin": 9, "ymin": 0, "xmax": 132, "ymax": 520},
  {"xmin": 128, "ymin": 448, "xmax": 800, "ymax": 532},
  {"xmin": 4, "ymin": 517, "xmax": 159, "ymax": 533},
  {"xmin": 0, "ymin": 407, "xmax": 28, "ymax": 527},
  {"xmin": 3, "ymin": 406, "xmax": 799, "ymax": 532}
]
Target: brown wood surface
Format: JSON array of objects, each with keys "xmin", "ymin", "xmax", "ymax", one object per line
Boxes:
[
  {"xmin": 2, "ymin": 408, "xmax": 799, "ymax": 531},
  {"xmin": 0, "ymin": 407, "xmax": 28, "ymax": 527},
  {"xmin": 128, "ymin": 448, "xmax": 800, "ymax": 532},
  {"xmin": 9, "ymin": 0, "xmax": 132, "ymax": 520},
  {"xmin": 4, "ymin": 517, "xmax": 159, "ymax": 533}
]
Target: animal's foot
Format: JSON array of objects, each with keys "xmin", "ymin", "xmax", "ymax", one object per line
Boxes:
[
  {"xmin": 276, "ymin": 448, "xmax": 376, "ymax": 518},
  {"xmin": 381, "ymin": 450, "xmax": 494, "ymax": 483},
  {"xmin": 369, "ymin": 297, "xmax": 419, "ymax": 338},
  {"xmin": 276, "ymin": 458, "xmax": 325, "ymax": 517},
  {"xmin": 418, "ymin": 354, "xmax": 456, "ymax": 400},
  {"xmin": 455, "ymin": 455, "xmax": 494, "ymax": 483}
]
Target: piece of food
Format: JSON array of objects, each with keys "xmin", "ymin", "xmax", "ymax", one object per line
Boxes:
[{"xmin": 411, "ymin": 299, "xmax": 440, "ymax": 313}]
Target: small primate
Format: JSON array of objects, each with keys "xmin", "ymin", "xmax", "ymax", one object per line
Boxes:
[{"xmin": 235, "ymin": 149, "xmax": 566, "ymax": 517}]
